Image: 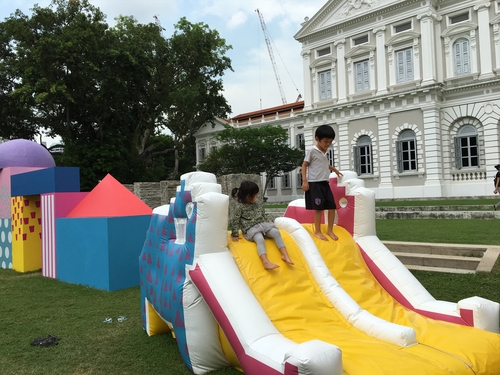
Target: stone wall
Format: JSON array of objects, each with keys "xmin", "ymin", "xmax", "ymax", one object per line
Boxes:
[{"xmin": 128, "ymin": 174, "xmax": 262, "ymax": 210}]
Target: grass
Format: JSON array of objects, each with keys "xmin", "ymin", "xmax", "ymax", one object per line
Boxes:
[
  {"xmin": 1, "ymin": 199, "xmax": 499, "ymax": 375},
  {"xmin": 0, "ymin": 270, "xmax": 240, "ymax": 375}
]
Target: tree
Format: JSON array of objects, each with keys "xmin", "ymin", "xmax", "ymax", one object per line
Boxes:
[
  {"xmin": 198, "ymin": 125, "xmax": 304, "ymax": 196},
  {"xmin": 0, "ymin": 0, "xmax": 232, "ymax": 189}
]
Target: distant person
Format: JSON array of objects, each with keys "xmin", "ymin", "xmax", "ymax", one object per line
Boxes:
[
  {"xmin": 493, "ymin": 164, "xmax": 500, "ymax": 211},
  {"xmin": 230, "ymin": 180, "xmax": 293, "ymax": 270},
  {"xmin": 301, "ymin": 125, "xmax": 343, "ymax": 241}
]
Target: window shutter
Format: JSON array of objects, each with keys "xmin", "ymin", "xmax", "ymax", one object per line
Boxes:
[
  {"xmin": 405, "ymin": 49, "xmax": 413, "ymax": 81},
  {"xmin": 473, "ymin": 135, "xmax": 480, "ymax": 167},
  {"xmin": 366, "ymin": 145, "xmax": 373, "ymax": 174},
  {"xmin": 454, "ymin": 43, "xmax": 462, "ymax": 76},
  {"xmin": 353, "ymin": 146, "xmax": 360, "ymax": 175},
  {"xmin": 454, "ymin": 136, "xmax": 462, "ymax": 169},
  {"xmin": 363, "ymin": 60, "xmax": 370, "ymax": 91},
  {"xmin": 396, "ymin": 50, "xmax": 405, "ymax": 83},
  {"xmin": 396, "ymin": 141, "xmax": 403, "ymax": 173},
  {"xmin": 355, "ymin": 63, "xmax": 363, "ymax": 92},
  {"xmin": 462, "ymin": 40, "xmax": 470, "ymax": 74}
]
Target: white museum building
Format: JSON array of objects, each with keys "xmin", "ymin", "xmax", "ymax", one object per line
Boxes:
[{"xmin": 195, "ymin": 0, "xmax": 500, "ymax": 202}]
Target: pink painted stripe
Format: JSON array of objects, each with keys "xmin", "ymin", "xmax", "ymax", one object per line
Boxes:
[
  {"xmin": 358, "ymin": 245, "xmax": 472, "ymax": 326},
  {"xmin": 189, "ymin": 264, "xmax": 287, "ymax": 375}
]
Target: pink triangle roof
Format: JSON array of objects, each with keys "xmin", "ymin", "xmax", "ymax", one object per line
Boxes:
[{"xmin": 67, "ymin": 174, "xmax": 152, "ymax": 218}]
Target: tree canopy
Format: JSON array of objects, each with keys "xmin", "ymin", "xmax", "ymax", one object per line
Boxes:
[
  {"xmin": 0, "ymin": 0, "xmax": 232, "ymax": 190},
  {"xmin": 198, "ymin": 124, "xmax": 304, "ymax": 195}
]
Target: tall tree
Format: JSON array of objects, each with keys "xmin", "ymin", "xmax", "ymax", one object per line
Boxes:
[
  {"xmin": 0, "ymin": 0, "xmax": 232, "ymax": 189},
  {"xmin": 198, "ymin": 125, "xmax": 304, "ymax": 196}
]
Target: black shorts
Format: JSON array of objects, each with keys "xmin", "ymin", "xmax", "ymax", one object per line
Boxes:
[{"xmin": 304, "ymin": 181, "xmax": 336, "ymax": 210}]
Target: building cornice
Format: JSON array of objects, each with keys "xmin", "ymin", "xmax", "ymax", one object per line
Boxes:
[{"xmin": 295, "ymin": 0, "xmax": 422, "ymax": 44}]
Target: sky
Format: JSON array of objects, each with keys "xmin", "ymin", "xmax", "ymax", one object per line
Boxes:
[{"xmin": 1, "ymin": 0, "xmax": 328, "ymax": 145}]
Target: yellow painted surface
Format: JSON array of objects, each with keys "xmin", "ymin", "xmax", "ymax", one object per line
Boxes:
[
  {"xmin": 228, "ymin": 226, "xmax": 500, "ymax": 375},
  {"xmin": 11, "ymin": 196, "xmax": 42, "ymax": 272},
  {"xmin": 308, "ymin": 224, "xmax": 500, "ymax": 375}
]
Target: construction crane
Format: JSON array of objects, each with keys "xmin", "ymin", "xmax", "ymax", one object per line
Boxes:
[{"xmin": 256, "ymin": 9, "xmax": 287, "ymax": 105}]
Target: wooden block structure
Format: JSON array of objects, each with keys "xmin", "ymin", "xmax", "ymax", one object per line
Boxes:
[
  {"xmin": 41, "ymin": 192, "xmax": 88, "ymax": 278},
  {"xmin": 56, "ymin": 174, "xmax": 152, "ymax": 291},
  {"xmin": 0, "ymin": 167, "xmax": 47, "ymax": 270},
  {"xmin": 10, "ymin": 167, "xmax": 80, "ymax": 273},
  {"xmin": 56, "ymin": 215, "xmax": 151, "ymax": 291}
]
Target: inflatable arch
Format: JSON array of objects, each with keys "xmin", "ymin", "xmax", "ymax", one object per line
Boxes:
[{"xmin": 139, "ymin": 171, "xmax": 500, "ymax": 375}]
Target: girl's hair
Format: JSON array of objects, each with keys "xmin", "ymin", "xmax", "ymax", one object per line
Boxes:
[{"xmin": 231, "ymin": 180, "xmax": 259, "ymax": 203}]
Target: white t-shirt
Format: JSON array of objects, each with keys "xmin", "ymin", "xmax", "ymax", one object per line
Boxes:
[{"xmin": 304, "ymin": 146, "xmax": 330, "ymax": 182}]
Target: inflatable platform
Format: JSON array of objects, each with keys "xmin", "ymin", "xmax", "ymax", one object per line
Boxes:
[{"xmin": 139, "ymin": 171, "xmax": 500, "ymax": 374}]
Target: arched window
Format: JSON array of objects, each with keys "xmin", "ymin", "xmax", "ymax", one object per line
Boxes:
[
  {"xmin": 326, "ymin": 145, "xmax": 335, "ymax": 167},
  {"xmin": 396, "ymin": 129, "xmax": 417, "ymax": 172},
  {"xmin": 454, "ymin": 124, "xmax": 479, "ymax": 168},
  {"xmin": 453, "ymin": 38, "xmax": 470, "ymax": 76},
  {"xmin": 354, "ymin": 135, "xmax": 372, "ymax": 175}
]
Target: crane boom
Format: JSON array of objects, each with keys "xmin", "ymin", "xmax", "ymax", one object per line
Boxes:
[{"xmin": 256, "ymin": 9, "xmax": 287, "ymax": 105}]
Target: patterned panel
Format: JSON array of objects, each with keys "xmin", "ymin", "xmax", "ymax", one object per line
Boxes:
[
  {"xmin": 0, "ymin": 218, "xmax": 12, "ymax": 269},
  {"xmin": 11, "ymin": 196, "xmax": 42, "ymax": 272}
]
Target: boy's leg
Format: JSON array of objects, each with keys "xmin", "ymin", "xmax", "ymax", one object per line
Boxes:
[
  {"xmin": 266, "ymin": 228, "xmax": 293, "ymax": 265},
  {"xmin": 313, "ymin": 210, "xmax": 328, "ymax": 241},
  {"xmin": 253, "ymin": 232, "xmax": 279, "ymax": 270},
  {"xmin": 326, "ymin": 209, "xmax": 338, "ymax": 240}
]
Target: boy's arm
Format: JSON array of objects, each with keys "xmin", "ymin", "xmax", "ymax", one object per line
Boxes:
[
  {"xmin": 301, "ymin": 161, "xmax": 309, "ymax": 191},
  {"xmin": 329, "ymin": 165, "xmax": 343, "ymax": 177}
]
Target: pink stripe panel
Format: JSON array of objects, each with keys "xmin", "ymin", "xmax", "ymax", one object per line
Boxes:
[
  {"xmin": 358, "ymin": 245, "xmax": 472, "ymax": 326},
  {"xmin": 189, "ymin": 264, "xmax": 285, "ymax": 375}
]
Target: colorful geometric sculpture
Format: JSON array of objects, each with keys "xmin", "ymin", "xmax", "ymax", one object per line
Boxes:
[
  {"xmin": 11, "ymin": 195, "xmax": 42, "ymax": 272},
  {"xmin": 41, "ymin": 192, "xmax": 88, "ymax": 278},
  {"xmin": 11, "ymin": 167, "xmax": 80, "ymax": 197},
  {"xmin": 0, "ymin": 139, "xmax": 55, "ymax": 169},
  {"xmin": 67, "ymin": 174, "xmax": 151, "ymax": 218},
  {"xmin": 56, "ymin": 173, "xmax": 152, "ymax": 291}
]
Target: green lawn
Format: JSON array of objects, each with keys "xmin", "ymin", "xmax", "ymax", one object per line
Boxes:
[{"xmin": 1, "ymin": 209, "xmax": 499, "ymax": 375}]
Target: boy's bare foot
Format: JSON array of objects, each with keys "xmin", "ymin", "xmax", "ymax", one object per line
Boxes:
[
  {"xmin": 327, "ymin": 231, "xmax": 338, "ymax": 241},
  {"xmin": 262, "ymin": 261, "xmax": 279, "ymax": 270},
  {"xmin": 313, "ymin": 231, "xmax": 329, "ymax": 241}
]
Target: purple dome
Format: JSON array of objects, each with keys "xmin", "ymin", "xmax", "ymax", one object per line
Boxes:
[{"xmin": 0, "ymin": 139, "xmax": 56, "ymax": 169}]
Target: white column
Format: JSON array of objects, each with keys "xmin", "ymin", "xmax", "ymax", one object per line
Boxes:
[
  {"xmin": 376, "ymin": 114, "xmax": 393, "ymax": 198},
  {"xmin": 302, "ymin": 50, "xmax": 312, "ymax": 110},
  {"xmin": 422, "ymin": 107, "xmax": 444, "ymax": 197},
  {"xmin": 417, "ymin": 11, "xmax": 441, "ymax": 85},
  {"xmin": 335, "ymin": 39, "xmax": 347, "ymax": 103},
  {"xmin": 337, "ymin": 121, "xmax": 349, "ymax": 170},
  {"xmin": 493, "ymin": 23, "xmax": 500, "ymax": 71},
  {"xmin": 475, "ymin": 2, "xmax": 494, "ymax": 78},
  {"xmin": 374, "ymin": 26, "xmax": 388, "ymax": 95}
]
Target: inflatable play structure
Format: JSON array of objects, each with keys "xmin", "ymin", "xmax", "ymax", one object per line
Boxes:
[
  {"xmin": 139, "ymin": 171, "xmax": 500, "ymax": 375},
  {"xmin": 0, "ymin": 139, "xmax": 152, "ymax": 291}
]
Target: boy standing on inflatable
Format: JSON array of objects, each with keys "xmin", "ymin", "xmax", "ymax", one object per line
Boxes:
[{"xmin": 301, "ymin": 125, "xmax": 343, "ymax": 241}]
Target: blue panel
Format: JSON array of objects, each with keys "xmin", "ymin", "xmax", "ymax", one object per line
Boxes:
[
  {"xmin": 56, "ymin": 217, "xmax": 109, "ymax": 290},
  {"xmin": 107, "ymin": 215, "xmax": 151, "ymax": 291},
  {"xmin": 0, "ymin": 218, "xmax": 12, "ymax": 269},
  {"xmin": 11, "ymin": 167, "xmax": 80, "ymax": 196}
]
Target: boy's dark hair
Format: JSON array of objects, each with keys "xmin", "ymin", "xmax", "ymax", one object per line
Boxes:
[
  {"xmin": 231, "ymin": 180, "xmax": 259, "ymax": 203},
  {"xmin": 315, "ymin": 124, "xmax": 335, "ymax": 140}
]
